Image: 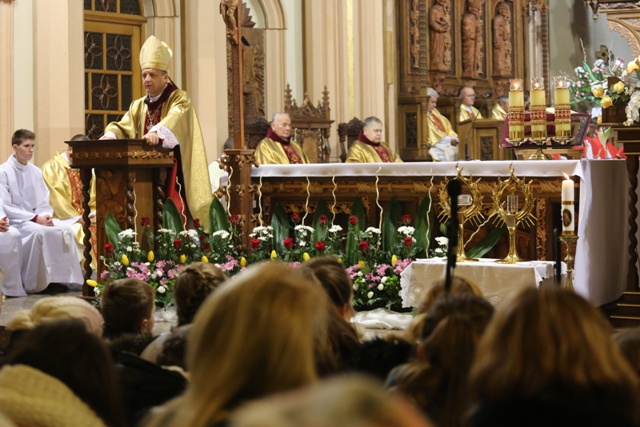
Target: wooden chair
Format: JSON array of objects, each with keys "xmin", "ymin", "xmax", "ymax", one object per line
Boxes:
[{"xmin": 337, "ymin": 117, "xmax": 364, "ymax": 162}]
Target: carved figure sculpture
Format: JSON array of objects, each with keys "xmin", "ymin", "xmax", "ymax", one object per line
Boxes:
[
  {"xmin": 462, "ymin": 0, "xmax": 485, "ymax": 78},
  {"xmin": 429, "ymin": 0, "xmax": 452, "ymax": 72},
  {"xmin": 220, "ymin": 0, "xmax": 239, "ymax": 45},
  {"xmin": 493, "ymin": 2, "xmax": 512, "ymax": 76},
  {"xmin": 410, "ymin": 0, "xmax": 420, "ymax": 68}
]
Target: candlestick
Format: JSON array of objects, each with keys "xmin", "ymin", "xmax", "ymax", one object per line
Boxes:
[
  {"xmin": 561, "ymin": 175, "xmax": 575, "ymax": 235},
  {"xmin": 508, "ymin": 79, "xmax": 525, "ymax": 144},
  {"xmin": 530, "ymin": 77, "xmax": 547, "ymax": 144},
  {"xmin": 553, "ymin": 76, "xmax": 572, "ymax": 144}
]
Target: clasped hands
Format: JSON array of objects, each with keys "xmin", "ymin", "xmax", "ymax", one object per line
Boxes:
[{"xmin": 0, "ymin": 216, "xmax": 8, "ymax": 232}]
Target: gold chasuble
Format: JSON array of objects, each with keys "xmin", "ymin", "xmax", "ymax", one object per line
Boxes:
[
  {"xmin": 104, "ymin": 87, "xmax": 212, "ymax": 229},
  {"xmin": 491, "ymin": 103, "xmax": 507, "ymax": 120},
  {"xmin": 459, "ymin": 105, "xmax": 483, "ymax": 122},
  {"xmin": 427, "ymin": 109, "xmax": 458, "ymax": 147},
  {"xmin": 42, "ymin": 151, "xmax": 97, "ymax": 269},
  {"xmin": 345, "ymin": 140, "xmax": 402, "ymax": 163},
  {"xmin": 255, "ymin": 133, "xmax": 309, "ymax": 165}
]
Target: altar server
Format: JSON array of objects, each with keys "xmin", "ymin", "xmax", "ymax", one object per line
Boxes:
[
  {"xmin": 0, "ymin": 129, "xmax": 83, "ymax": 294},
  {"xmin": 0, "ymin": 198, "xmax": 25, "ymax": 297},
  {"xmin": 346, "ymin": 116, "xmax": 403, "ymax": 163},
  {"xmin": 255, "ymin": 112, "xmax": 308, "ymax": 164}
]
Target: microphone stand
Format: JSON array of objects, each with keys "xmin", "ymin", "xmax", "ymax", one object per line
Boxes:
[
  {"xmin": 445, "ymin": 179, "xmax": 461, "ymax": 294},
  {"xmin": 462, "ymin": 95, "xmax": 491, "ymax": 161}
]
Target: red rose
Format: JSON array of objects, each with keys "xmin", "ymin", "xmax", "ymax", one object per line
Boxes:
[
  {"xmin": 173, "ymin": 238, "xmax": 182, "ymax": 249},
  {"xmin": 202, "ymin": 242, "xmax": 211, "ymax": 252},
  {"xmin": 401, "ymin": 214, "xmax": 411, "ymax": 224},
  {"xmin": 315, "ymin": 241, "xmax": 326, "ymax": 252},
  {"xmin": 104, "ymin": 243, "xmax": 115, "ymax": 253},
  {"xmin": 404, "ymin": 236, "xmax": 413, "ymax": 247},
  {"xmin": 291, "ymin": 212, "xmax": 301, "ymax": 223},
  {"xmin": 200, "ymin": 233, "xmax": 209, "ymax": 241},
  {"xmin": 319, "ymin": 215, "xmax": 328, "ymax": 225},
  {"xmin": 349, "ymin": 215, "xmax": 359, "ymax": 226},
  {"xmin": 359, "ymin": 241, "xmax": 369, "ymax": 252},
  {"xmin": 284, "ymin": 237, "xmax": 294, "ymax": 249},
  {"xmin": 251, "ymin": 238, "xmax": 261, "ymax": 249},
  {"xmin": 193, "ymin": 218, "xmax": 201, "ymax": 228},
  {"xmin": 229, "ymin": 214, "xmax": 239, "ymax": 224},
  {"xmin": 140, "ymin": 217, "xmax": 150, "ymax": 226}
]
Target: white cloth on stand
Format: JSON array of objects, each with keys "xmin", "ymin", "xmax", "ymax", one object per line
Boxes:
[{"xmin": 0, "ymin": 155, "xmax": 83, "ymax": 293}]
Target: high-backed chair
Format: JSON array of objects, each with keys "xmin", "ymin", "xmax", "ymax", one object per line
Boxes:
[{"xmin": 337, "ymin": 117, "xmax": 364, "ymax": 163}]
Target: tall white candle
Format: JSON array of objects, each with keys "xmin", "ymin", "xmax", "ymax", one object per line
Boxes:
[{"xmin": 561, "ymin": 176, "xmax": 575, "ymax": 235}]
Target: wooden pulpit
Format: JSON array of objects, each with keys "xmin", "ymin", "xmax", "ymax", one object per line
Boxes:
[
  {"xmin": 458, "ymin": 119, "xmax": 513, "ymax": 161},
  {"xmin": 67, "ymin": 139, "xmax": 174, "ymax": 295}
]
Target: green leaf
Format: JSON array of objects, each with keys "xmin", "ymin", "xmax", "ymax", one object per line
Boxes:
[
  {"xmin": 466, "ymin": 226, "xmax": 505, "ymax": 259},
  {"xmin": 351, "ymin": 197, "xmax": 366, "ymax": 229},
  {"xmin": 382, "ymin": 197, "xmax": 402, "ymax": 252},
  {"xmin": 271, "ymin": 205, "xmax": 291, "ymax": 255},
  {"xmin": 414, "ymin": 196, "xmax": 435, "ymax": 258},
  {"xmin": 162, "ymin": 198, "xmax": 185, "ymax": 233},
  {"xmin": 312, "ymin": 200, "xmax": 331, "ymax": 243},
  {"xmin": 104, "ymin": 213, "xmax": 123, "ymax": 248},
  {"xmin": 345, "ymin": 227, "xmax": 359, "ymax": 266},
  {"xmin": 208, "ymin": 196, "xmax": 230, "ymax": 233}
]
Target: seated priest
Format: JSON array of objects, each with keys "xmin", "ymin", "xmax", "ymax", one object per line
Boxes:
[
  {"xmin": 459, "ymin": 86, "xmax": 484, "ymax": 122},
  {"xmin": 426, "ymin": 88, "xmax": 459, "ymax": 162},
  {"xmin": 42, "ymin": 134, "xmax": 97, "ymax": 270},
  {"xmin": 345, "ymin": 116, "xmax": 402, "ymax": 163},
  {"xmin": 0, "ymin": 129, "xmax": 83, "ymax": 294},
  {"xmin": 0, "ymin": 198, "xmax": 25, "ymax": 297},
  {"xmin": 491, "ymin": 95, "xmax": 509, "ymax": 120},
  {"xmin": 254, "ymin": 112, "xmax": 308, "ymax": 165},
  {"xmin": 100, "ymin": 35, "xmax": 212, "ymax": 228}
]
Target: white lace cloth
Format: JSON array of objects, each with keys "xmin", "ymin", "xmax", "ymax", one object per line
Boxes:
[{"xmin": 400, "ymin": 258, "xmax": 567, "ymax": 308}]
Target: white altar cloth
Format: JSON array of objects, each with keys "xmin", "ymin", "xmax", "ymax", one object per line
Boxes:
[
  {"xmin": 252, "ymin": 159, "xmax": 628, "ymax": 306},
  {"xmin": 400, "ymin": 258, "xmax": 566, "ymax": 307}
]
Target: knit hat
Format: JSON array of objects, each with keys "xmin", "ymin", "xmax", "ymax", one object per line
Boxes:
[{"xmin": 139, "ymin": 35, "xmax": 172, "ymax": 72}]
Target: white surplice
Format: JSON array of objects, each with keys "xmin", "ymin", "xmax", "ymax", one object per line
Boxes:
[
  {"xmin": 0, "ymin": 155, "xmax": 83, "ymax": 293},
  {"xmin": 0, "ymin": 199, "xmax": 24, "ymax": 297}
]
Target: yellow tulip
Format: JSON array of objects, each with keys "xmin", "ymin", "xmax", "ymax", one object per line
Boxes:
[
  {"xmin": 240, "ymin": 256, "xmax": 247, "ymax": 267},
  {"xmin": 86, "ymin": 279, "xmax": 99, "ymax": 287},
  {"xmin": 302, "ymin": 252, "xmax": 311, "ymax": 261},
  {"xmin": 121, "ymin": 254, "xmax": 129, "ymax": 266},
  {"xmin": 391, "ymin": 254, "xmax": 398, "ymax": 266},
  {"xmin": 628, "ymin": 61, "xmax": 639, "ymax": 74},
  {"xmin": 591, "ymin": 86, "xmax": 604, "ymax": 98},
  {"xmin": 270, "ymin": 250, "xmax": 278, "ymax": 261},
  {"xmin": 613, "ymin": 81, "xmax": 626, "ymax": 94},
  {"xmin": 597, "ymin": 115, "xmax": 602, "ymax": 124},
  {"xmin": 180, "ymin": 254, "xmax": 187, "ymax": 264},
  {"xmin": 337, "ymin": 258, "xmax": 343, "ymax": 264},
  {"xmin": 147, "ymin": 251, "xmax": 154, "ymax": 262},
  {"xmin": 358, "ymin": 260, "xmax": 366, "ymax": 269},
  {"xmin": 201, "ymin": 255, "xmax": 209, "ymax": 263},
  {"xmin": 600, "ymin": 95, "xmax": 613, "ymax": 109}
]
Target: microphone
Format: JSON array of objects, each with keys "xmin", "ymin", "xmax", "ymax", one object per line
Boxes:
[
  {"xmin": 462, "ymin": 95, "xmax": 491, "ymax": 161},
  {"xmin": 445, "ymin": 179, "xmax": 462, "ymax": 294}
]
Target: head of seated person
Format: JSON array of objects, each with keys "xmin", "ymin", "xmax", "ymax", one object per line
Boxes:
[
  {"xmin": 101, "ymin": 278, "xmax": 156, "ymax": 340},
  {"xmin": 174, "ymin": 261, "xmax": 227, "ymax": 327},
  {"xmin": 270, "ymin": 112, "xmax": 292, "ymax": 142},
  {"xmin": 459, "ymin": 86, "xmax": 477, "ymax": 108}
]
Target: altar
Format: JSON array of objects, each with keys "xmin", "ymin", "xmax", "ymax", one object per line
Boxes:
[{"xmin": 249, "ymin": 159, "xmax": 628, "ymax": 306}]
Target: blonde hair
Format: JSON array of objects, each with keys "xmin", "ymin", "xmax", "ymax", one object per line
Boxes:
[
  {"xmin": 7, "ymin": 296, "xmax": 103, "ymax": 336},
  {"xmin": 147, "ymin": 262, "xmax": 328, "ymax": 427},
  {"xmin": 469, "ymin": 287, "xmax": 639, "ymax": 420}
]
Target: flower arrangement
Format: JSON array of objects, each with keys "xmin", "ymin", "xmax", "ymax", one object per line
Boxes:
[{"xmin": 568, "ymin": 50, "xmax": 640, "ymax": 125}]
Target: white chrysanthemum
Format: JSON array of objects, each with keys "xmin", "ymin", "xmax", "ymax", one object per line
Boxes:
[
  {"xmin": 364, "ymin": 227, "xmax": 381, "ymax": 235},
  {"xmin": 329, "ymin": 225, "xmax": 343, "ymax": 233},
  {"xmin": 157, "ymin": 228, "xmax": 174, "ymax": 234},
  {"xmin": 212, "ymin": 230, "xmax": 230, "ymax": 240},
  {"xmin": 397, "ymin": 226, "xmax": 415, "ymax": 236},
  {"xmin": 353, "ymin": 284, "xmax": 358, "ymax": 291},
  {"xmin": 94, "ymin": 288, "xmax": 101, "ymax": 297},
  {"xmin": 299, "ymin": 241, "xmax": 306, "ymax": 247},
  {"xmin": 258, "ymin": 236, "xmax": 269, "ymax": 242},
  {"xmin": 126, "ymin": 246, "xmax": 133, "ymax": 252},
  {"xmin": 574, "ymin": 66, "xmax": 585, "ymax": 74},
  {"xmin": 357, "ymin": 271, "xmax": 363, "ymax": 277},
  {"xmin": 381, "ymin": 276, "xmax": 388, "ymax": 284},
  {"xmin": 179, "ymin": 229, "xmax": 199, "ymax": 239},
  {"xmin": 252, "ymin": 226, "xmax": 268, "ymax": 234},
  {"xmin": 157, "ymin": 286, "xmax": 166, "ymax": 294},
  {"xmin": 626, "ymin": 91, "xmax": 640, "ymax": 125},
  {"xmin": 295, "ymin": 225, "xmax": 314, "ymax": 233},
  {"xmin": 367, "ymin": 291, "xmax": 374, "ymax": 299},
  {"xmin": 118, "ymin": 229, "xmax": 137, "ymax": 239},
  {"xmin": 377, "ymin": 284, "xmax": 384, "ymax": 291},
  {"xmin": 435, "ymin": 236, "xmax": 449, "ymax": 245}
]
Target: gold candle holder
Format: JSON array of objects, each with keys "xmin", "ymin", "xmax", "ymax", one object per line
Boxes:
[
  {"xmin": 559, "ymin": 234, "xmax": 578, "ymax": 291},
  {"xmin": 439, "ymin": 166, "xmax": 485, "ymax": 263},
  {"xmin": 492, "ymin": 166, "xmax": 536, "ymax": 264}
]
